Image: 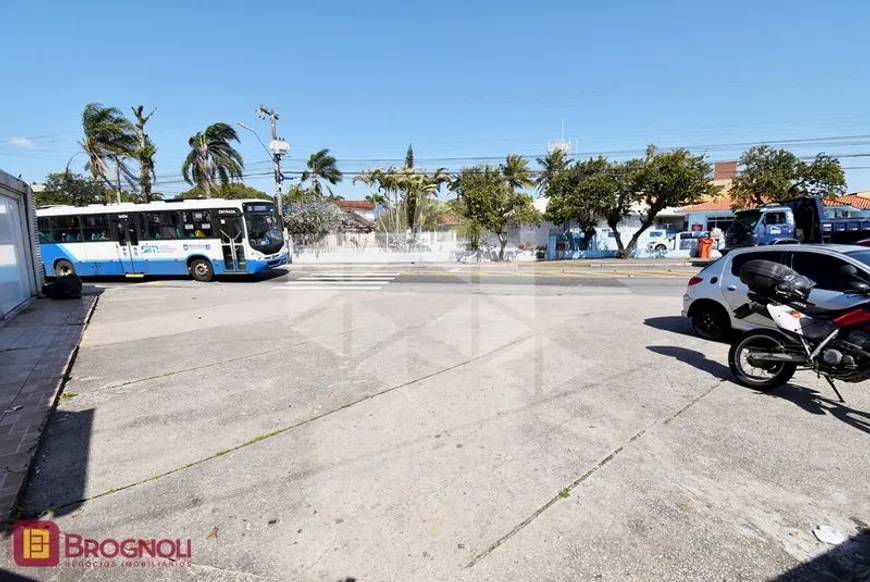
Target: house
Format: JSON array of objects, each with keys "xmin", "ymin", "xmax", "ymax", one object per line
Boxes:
[
  {"xmin": 335, "ymin": 200, "xmax": 377, "ymax": 222},
  {"xmin": 0, "ymin": 170, "xmax": 43, "ymax": 318}
]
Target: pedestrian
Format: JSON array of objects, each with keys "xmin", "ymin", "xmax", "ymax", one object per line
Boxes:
[{"xmin": 711, "ymin": 226, "xmax": 723, "ymax": 249}]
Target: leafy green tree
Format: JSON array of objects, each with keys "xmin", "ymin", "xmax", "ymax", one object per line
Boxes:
[
  {"xmin": 79, "ymin": 102, "xmax": 137, "ymax": 201},
  {"xmin": 450, "ymin": 165, "xmax": 542, "ymax": 260},
  {"xmin": 730, "ymin": 145, "xmax": 846, "ymax": 207},
  {"xmin": 543, "ymin": 158, "xmax": 608, "ymax": 247},
  {"xmin": 599, "ymin": 159, "xmax": 643, "ymax": 256},
  {"xmin": 285, "ymin": 183, "xmax": 314, "ymax": 204},
  {"xmin": 301, "ymin": 148, "xmax": 343, "ymax": 198},
  {"xmin": 178, "ymin": 183, "xmax": 271, "ymax": 200},
  {"xmin": 535, "ymin": 148, "xmax": 571, "ymax": 197},
  {"xmin": 626, "ymin": 145, "xmax": 718, "ymax": 252},
  {"xmin": 283, "ymin": 200, "xmax": 343, "ymax": 252},
  {"xmin": 36, "ymin": 172, "xmax": 112, "ymax": 206},
  {"xmin": 182, "ymin": 122, "xmax": 244, "ymax": 198},
  {"xmin": 131, "ymin": 106, "xmax": 158, "ymax": 202}
]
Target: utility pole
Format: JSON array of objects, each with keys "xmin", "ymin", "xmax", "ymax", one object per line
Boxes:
[{"xmin": 256, "ymin": 106, "xmax": 289, "ymax": 216}]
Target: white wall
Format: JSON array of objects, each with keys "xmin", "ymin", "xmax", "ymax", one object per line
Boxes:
[{"xmin": 0, "ymin": 170, "xmax": 41, "ymax": 318}]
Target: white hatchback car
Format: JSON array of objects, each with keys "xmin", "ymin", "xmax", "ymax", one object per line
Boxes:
[{"xmin": 681, "ymin": 244, "xmax": 870, "ymax": 340}]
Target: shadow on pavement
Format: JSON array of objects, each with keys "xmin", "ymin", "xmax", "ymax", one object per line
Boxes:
[
  {"xmin": 646, "ymin": 345, "xmax": 730, "ymax": 379},
  {"xmin": 643, "ymin": 316, "xmax": 733, "ymax": 343},
  {"xmin": 773, "ymin": 529, "xmax": 870, "ymax": 581},
  {"xmin": 19, "ymin": 408, "xmax": 94, "ymax": 519},
  {"xmin": 751, "ymin": 384, "xmax": 870, "ymax": 437},
  {"xmin": 649, "ymin": 346, "xmax": 870, "ymax": 436},
  {"xmin": 0, "ymin": 570, "xmax": 43, "ymax": 581},
  {"xmin": 217, "ymin": 268, "xmax": 289, "ymax": 283},
  {"xmin": 644, "ymin": 316, "xmax": 696, "ymax": 338},
  {"xmin": 52, "ymin": 268, "xmax": 289, "ymax": 285}
]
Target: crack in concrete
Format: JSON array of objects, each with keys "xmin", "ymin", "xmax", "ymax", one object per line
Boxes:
[
  {"xmin": 35, "ymin": 335, "xmax": 531, "ymax": 517},
  {"xmin": 80, "ymin": 327, "xmax": 376, "ymax": 395},
  {"xmin": 465, "ymin": 378, "xmax": 726, "ymax": 569},
  {"xmin": 188, "ymin": 561, "xmax": 272, "ymax": 580}
]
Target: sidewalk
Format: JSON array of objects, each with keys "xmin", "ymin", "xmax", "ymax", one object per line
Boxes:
[{"xmin": 0, "ymin": 292, "xmax": 98, "ymax": 524}]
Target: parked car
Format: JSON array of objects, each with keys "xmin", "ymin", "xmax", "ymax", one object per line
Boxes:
[
  {"xmin": 681, "ymin": 244, "xmax": 870, "ymax": 340},
  {"xmin": 646, "ymin": 230, "xmax": 709, "ymax": 253}
]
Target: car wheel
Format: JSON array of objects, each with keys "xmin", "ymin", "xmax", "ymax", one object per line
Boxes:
[
  {"xmin": 55, "ymin": 259, "xmax": 76, "ymax": 277},
  {"xmin": 691, "ymin": 302, "xmax": 731, "ymax": 341},
  {"xmin": 189, "ymin": 258, "xmax": 214, "ymax": 282},
  {"xmin": 654, "ymin": 243, "xmax": 667, "ymax": 252}
]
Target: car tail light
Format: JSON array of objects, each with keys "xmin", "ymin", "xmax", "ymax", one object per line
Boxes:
[{"xmin": 687, "ymin": 276, "xmax": 703, "ymax": 286}]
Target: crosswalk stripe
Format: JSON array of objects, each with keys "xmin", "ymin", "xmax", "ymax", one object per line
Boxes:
[
  {"xmin": 299, "ymin": 276, "xmax": 395, "ymax": 281},
  {"xmin": 275, "ymin": 269, "xmax": 399, "ymax": 291},
  {"xmin": 285, "ymin": 280, "xmax": 391, "ymax": 284},
  {"xmin": 294, "ymin": 271, "xmax": 402, "ymax": 276},
  {"xmin": 272, "ymin": 285, "xmax": 385, "ymax": 290}
]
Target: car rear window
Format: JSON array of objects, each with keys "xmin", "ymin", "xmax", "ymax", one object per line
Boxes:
[{"xmin": 729, "ymin": 251, "xmax": 785, "ymax": 276}]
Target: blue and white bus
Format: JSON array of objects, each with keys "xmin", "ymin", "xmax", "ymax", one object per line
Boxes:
[{"xmin": 37, "ymin": 198, "xmax": 288, "ymax": 282}]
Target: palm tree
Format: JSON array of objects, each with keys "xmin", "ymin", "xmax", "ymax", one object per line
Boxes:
[
  {"xmin": 501, "ymin": 154, "xmax": 535, "ymax": 192},
  {"xmin": 301, "ymin": 148, "xmax": 343, "ymax": 197},
  {"xmin": 535, "ymin": 149, "xmax": 571, "ymax": 197},
  {"xmin": 409, "ymin": 167, "xmax": 450, "ymax": 238},
  {"xmin": 182, "ymin": 123, "xmax": 244, "ymax": 198},
  {"xmin": 131, "ymin": 106, "xmax": 157, "ymax": 202},
  {"xmin": 79, "ymin": 103, "xmax": 137, "ymax": 203}
]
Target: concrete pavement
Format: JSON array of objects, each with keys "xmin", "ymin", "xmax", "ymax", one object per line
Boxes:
[{"xmin": 6, "ymin": 273, "xmax": 870, "ymax": 581}]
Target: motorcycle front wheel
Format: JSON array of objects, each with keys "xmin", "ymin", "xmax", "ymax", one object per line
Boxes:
[{"xmin": 728, "ymin": 330, "xmax": 797, "ymax": 390}]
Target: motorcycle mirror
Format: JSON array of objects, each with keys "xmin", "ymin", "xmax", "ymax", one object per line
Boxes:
[
  {"xmin": 839, "ymin": 264, "xmax": 859, "ymax": 279},
  {"xmin": 849, "ymin": 280, "xmax": 870, "ymax": 293}
]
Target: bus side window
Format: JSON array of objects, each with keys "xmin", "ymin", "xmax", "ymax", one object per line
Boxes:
[
  {"xmin": 181, "ymin": 210, "xmax": 212, "ymax": 238},
  {"xmin": 37, "ymin": 217, "xmax": 54, "ymax": 243},
  {"xmin": 56, "ymin": 216, "xmax": 82, "ymax": 242},
  {"xmin": 81, "ymin": 214, "xmax": 109, "ymax": 241}
]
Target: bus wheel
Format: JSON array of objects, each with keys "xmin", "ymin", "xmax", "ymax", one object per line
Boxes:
[
  {"xmin": 189, "ymin": 258, "xmax": 214, "ymax": 282},
  {"xmin": 55, "ymin": 259, "xmax": 76, "ymax": 277}
]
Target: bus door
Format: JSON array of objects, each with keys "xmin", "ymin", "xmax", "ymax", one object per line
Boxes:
[
  {"xmin": 217, "ymin": 209, "xmax": 247, "ymax": 272},
  {"xmin": 112, "ymin": 214, "xmax": 144, "ymax": 275}
]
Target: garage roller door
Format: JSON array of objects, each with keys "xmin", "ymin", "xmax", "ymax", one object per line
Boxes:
[{"xmin": 0, "ymin": 192, "xmax": 32, "ymax": 317}]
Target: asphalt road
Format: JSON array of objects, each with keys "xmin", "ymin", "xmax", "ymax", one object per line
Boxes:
[
  {"xmin": 10, "ymin": 266, "xmax": 870, "ymax": 581},
  {"xmin": 85, "ymin": 263, "xmax": 699, "ymax": 296}
]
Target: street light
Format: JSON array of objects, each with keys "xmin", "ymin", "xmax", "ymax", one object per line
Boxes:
[
  {"xmin": 238, "ymin": 121, "xmax": 289, "ymax": 223},
  {"xmin": 237, "ymin": 122, "xmax": 272, "ymax": 159},
  {"xmin": 64, "ymin": 151, "xmax": 87, "ymax": 175}
]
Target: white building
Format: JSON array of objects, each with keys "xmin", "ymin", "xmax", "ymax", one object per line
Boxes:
[{"xmin": 0, "ymin": 170, "xmax": 43, "ymax": 318}]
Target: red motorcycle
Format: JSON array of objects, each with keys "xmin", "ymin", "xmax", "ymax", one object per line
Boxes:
[{"xmin": 728, "ymin": 259, "xmax": 870, "ymax": 400}]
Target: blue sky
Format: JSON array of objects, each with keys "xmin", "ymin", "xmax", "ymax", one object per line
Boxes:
[{"xmin": 2, "ymin": 0, "xmax": 870, "ymax": 198}]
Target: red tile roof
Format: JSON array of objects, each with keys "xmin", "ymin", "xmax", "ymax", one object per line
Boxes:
[
  {"xmin": 680, "ymin": 196, "xmax": 759, "ymax": 212},
  {"xmin": 681, "ymin": 193, "xmax": 870, "ymax": 213},
  {"xmin": 440, "ymin": 215, "xmax": 461, "ymax": 226},
  {"xmin": 824, "ymin": 194, "xmax": 870, "ymax": 209},
  {"xmin": 336, "ymin": 200, "xmax": 376, "ymax": 210}
]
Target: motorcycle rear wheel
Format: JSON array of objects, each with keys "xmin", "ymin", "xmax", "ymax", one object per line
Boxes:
[{"xmin": 728, "ymin": 330, "xmax": 797, "ymax": 390}]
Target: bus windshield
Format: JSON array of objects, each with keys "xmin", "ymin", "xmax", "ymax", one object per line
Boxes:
[{"xmin": 245, "ymin": 211, "xmax": 284, "ymax": 255}]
